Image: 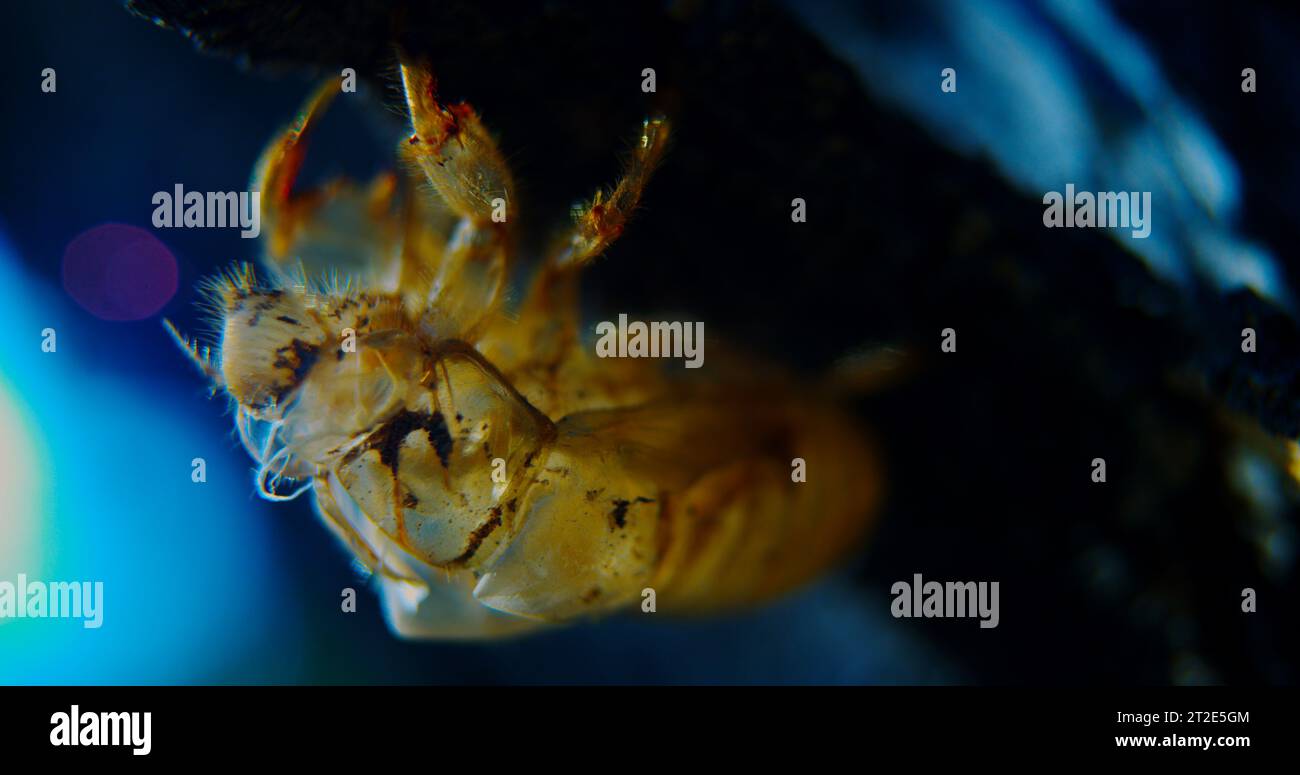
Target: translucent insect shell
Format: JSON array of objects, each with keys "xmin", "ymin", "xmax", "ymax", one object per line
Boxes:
[{"xmin": 167, "ymin": 61, "xmax": 881, "ymax": 639}]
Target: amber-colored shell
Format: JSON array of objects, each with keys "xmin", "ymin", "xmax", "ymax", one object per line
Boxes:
[{"xmin": 169, "ymin": 62, "xmax": 880, "ymax": 639}]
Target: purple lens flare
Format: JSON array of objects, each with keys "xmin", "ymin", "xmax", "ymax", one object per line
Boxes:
[{"xmin": 61, "ymin": 223, "xmax": 179, "ymax": 321}]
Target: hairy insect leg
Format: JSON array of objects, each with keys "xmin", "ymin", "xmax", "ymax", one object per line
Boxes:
[
  {"xmin": 506, "ymin": 116, "xmax": 671, "ymax": 366},
  {"xmin": 253, "ymin": 81, "xmax": 406, "ymax": 286},
  {"xmin": 550, "ymin": 116, "xmax": 670, "ymax": 271},
  {"xmin": 398, "ymin": 59, "xmax": 514, "ymax": 228},
  {"xmin": 397, "ymin": 59, "xmax": 515, "ymax": 338}
]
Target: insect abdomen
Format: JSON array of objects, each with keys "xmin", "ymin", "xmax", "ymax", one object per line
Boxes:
[
  {"xmin": 472, "ymin": 394, "xmax": 880, "ymax": 620},
  {"xmin": 647, "ymin": 401, "xmax": 879, "ymax": 612}
]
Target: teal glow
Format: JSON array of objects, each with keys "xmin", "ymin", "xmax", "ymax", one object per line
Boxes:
[{"xmin": 0, "ymin": 232, "xmax": 304, "ymax": 684}]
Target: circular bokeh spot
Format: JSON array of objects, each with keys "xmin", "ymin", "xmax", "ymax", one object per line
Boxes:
[{"xmin": 62, "ymin": 223, "xmax": 178, "ymax": 321}]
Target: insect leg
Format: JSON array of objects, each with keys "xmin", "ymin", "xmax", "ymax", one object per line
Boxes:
[
  {"xmin": 397, "ymin": 59, "xmax": 514, "ymax": 338},
  {"xmin": 505, "ymin": 116, "xmax": 671, "ymax": 365},
  {"xmin": 397, "ymin": 59, "xmax": 514, "ymax": 230},
  {"xmin": 549, "ymin": 116, "xmax": 670, "ymax": 271},
  {"xmin": 252, "ymin": 81, "xmax": 407, "ymax": 287}
]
